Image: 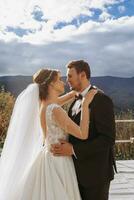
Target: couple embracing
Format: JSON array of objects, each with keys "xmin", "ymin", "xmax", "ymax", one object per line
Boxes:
[{"xmin": 0, "ymin": 60, "xmax": 116, "ymax": 200}]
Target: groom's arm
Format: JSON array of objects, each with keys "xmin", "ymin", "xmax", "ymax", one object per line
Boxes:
[{"xmin": 73, "ymin": 93, "xmax": 116, "ymax": 161}]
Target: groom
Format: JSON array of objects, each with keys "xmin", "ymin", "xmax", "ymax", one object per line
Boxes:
[{"xmin": 51, "ymin": 60, "xmax": 116, "ymax": 200}]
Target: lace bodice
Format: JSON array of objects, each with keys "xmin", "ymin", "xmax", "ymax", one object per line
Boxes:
[{"xmin": 44, "ymin": 103, "xmax": 68, "ymax": 147}]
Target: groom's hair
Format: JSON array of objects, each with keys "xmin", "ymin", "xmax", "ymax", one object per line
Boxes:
[{"xmin": 66, "ymin": 60, "xmax": 91, "ymax": 80}]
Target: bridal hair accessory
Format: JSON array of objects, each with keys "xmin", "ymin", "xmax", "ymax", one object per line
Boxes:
[{"xmin": 41, "ymin": 71, "xmax": 53, "ymax": 85}]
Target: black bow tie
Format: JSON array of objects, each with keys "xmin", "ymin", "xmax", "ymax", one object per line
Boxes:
[{"xmin": 75, "ymin": 94, "xmax": 83, "ymax": 100}]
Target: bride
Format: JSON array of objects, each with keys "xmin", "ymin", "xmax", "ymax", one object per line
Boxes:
[{"xmin": 0, "ymin": 68, "xmax": 97, "ymax": 200}]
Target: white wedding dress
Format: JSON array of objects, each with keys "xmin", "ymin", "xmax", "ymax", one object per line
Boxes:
[{"xmin": 11, "ymin": 103, "xmax": 81, "ymax": 200}]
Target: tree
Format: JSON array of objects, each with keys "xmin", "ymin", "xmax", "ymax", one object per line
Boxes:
[{"xmin": 0, "ymin": 89, "xmax": 15, "ymax": 148}]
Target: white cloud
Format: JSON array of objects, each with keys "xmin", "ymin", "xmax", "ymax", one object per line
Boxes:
[
  {"xmin": 0, "ymin": 0, "xmax": 124, "ymax": 43},
  {"xmin": 99, "ymin": 11, "xmax": 112, "ymax": 21},
  {"xmin": 0, "ymin": 0, "xmax": 134, "ymax": 77},
  {"xmin": 0, "ymin": 16, "xmax": 134, "ymax": 77}
]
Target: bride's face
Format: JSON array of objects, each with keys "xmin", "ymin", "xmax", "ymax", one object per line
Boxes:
[{"xmin": 51, "ymin": 72, "xmax": 65, "ymax": 95}]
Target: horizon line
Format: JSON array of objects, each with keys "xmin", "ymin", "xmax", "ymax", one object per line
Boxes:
[{"xmin": 0, "ymin": 75, "xmax": 134, "ymax": 79}]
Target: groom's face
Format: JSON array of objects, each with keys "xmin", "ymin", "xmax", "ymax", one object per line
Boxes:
[{"xmin": 66, "ymin": 68, "xmax": 82, "ymax": 91}]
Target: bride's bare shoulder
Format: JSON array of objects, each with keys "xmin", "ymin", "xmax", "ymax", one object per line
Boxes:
[{"xmin": 52, "ymin": 105, "xmax": 66, "ymax": 118}]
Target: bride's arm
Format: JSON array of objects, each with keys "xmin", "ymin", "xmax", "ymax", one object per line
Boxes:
[
  {"xmin": 57, "ymin": 90, "xmax": 77, "ymax": 106},
  {"xmin": 53, "ymin": 90, "xmax": 97, "ymax": 140},
  {"xmin": 53, "ymin": 102, "xmax": 89, "ymax": 140}
]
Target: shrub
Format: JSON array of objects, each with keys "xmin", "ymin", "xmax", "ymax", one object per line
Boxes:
[{"xmin": 0, "ymin": 88, "xmax": 15, "ymax": 148}]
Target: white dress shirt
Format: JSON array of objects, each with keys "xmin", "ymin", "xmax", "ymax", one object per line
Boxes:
[
  {"xmin": 71, "ymin": 84, "xmax": 91, "ymax": 116},
  {"xmin": 71, "ymin": 84, "xmax": 91, "ymax": 158}
]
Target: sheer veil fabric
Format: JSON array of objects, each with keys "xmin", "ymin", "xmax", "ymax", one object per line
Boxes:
[{"xmin": 0, "ymin": 83, "xmax": 44, "ymax": 199}]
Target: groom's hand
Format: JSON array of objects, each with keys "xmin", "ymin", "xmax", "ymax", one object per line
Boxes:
[{"xmin": 50, "ymin": 140, "xmax": 73, "ymax": 156}]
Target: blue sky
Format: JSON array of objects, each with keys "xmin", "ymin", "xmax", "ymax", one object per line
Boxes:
[
  {"xmin": 108, "ymin": 0, "xmax": 134, "ymax": 18},
  {"xmin": 0, "ymin": 0, "xmax": 134, "ymax": 77}
]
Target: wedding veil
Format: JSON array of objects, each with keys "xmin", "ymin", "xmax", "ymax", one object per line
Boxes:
[{"xmin": 0, "ymin": 83, "xmax": 44, "ymax": 199}]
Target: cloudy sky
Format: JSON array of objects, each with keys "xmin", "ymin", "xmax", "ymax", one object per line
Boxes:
[{"xmin": 0, "ymin": 0, "xmax": 134, "ymax": 77}]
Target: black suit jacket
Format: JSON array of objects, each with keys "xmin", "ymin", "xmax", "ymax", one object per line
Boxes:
[{"xmin": 68, "ymin": 87, "xmax": 116, "ymax": 187}]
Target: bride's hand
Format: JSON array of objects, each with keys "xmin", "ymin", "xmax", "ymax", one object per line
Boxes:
[
  {"xmin": 82, "ymin": 89, "xmax": 98, "ymax": 106},
  {"xmin": 70, "ymin": 90, "xmax": 78, "ymax": 97}
]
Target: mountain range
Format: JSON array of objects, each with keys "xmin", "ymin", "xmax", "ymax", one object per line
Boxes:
[{"xmin": 0, "ymin": 75, "xmax": 134, "ymax": 112}]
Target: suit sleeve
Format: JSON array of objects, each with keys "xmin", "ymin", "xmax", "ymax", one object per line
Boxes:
[{"xmin": 73, "ymin": 93, "xmax": 116, "ymax": 161}]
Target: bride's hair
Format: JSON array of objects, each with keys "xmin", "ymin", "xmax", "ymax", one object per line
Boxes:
[{"xmin": 33, "ymin": 68, "xmax": 59, "ymax": 100}]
